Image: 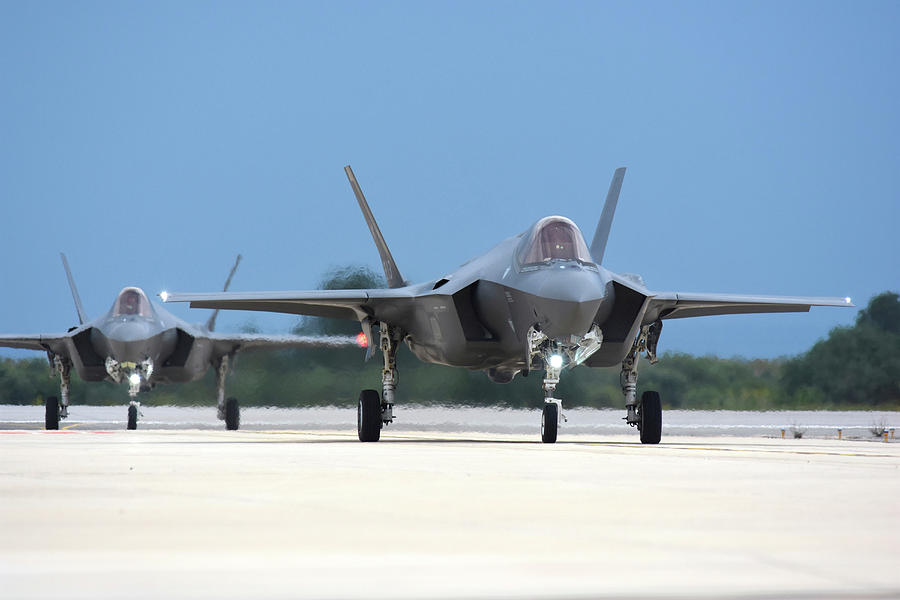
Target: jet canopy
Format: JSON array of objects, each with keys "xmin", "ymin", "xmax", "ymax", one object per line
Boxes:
[
  {"xmin": 112, "ymin": 287, "xmax": 154, "ymax": 317},
  {"xmin": 517, "ymin": 216, "xmax": 594, "ymax": 266}
]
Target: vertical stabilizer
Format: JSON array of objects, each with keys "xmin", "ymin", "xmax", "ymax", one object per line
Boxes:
[
  {"xmin": 59, "ymin": 253, "xmax": 88, "ymax": 325},
  {"xmin": 206, "ymin": 254, "xmax": 242, "ymax": 331},
  {"xmin": 344, "ymin": 165, "xmax": 406, "ymax": 289},
  {"xmin": 589, "ymin": 167, "xmax": 627, "ymax": 265}
]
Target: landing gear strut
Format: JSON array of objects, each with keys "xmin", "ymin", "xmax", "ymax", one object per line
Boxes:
[
  {"xmin": 527, "ymin": 326, "xmax": 569, "ymax": 444},
  {"xmin": 622, "ymin": 321, "xmax": 663, "ymax": 444},
  {"xmin": 45, "ymin": 354, "xmax": 71, "ymax": 429},
  {"xmin": 127, "ymin": 403, "xmax": 139, "ymax": 430},
  {"xmin": 357, "ymin": 323, "xmax": 402, "ymax": 442},
  {"xmin": 126, "ymin": 372, "xmax": 141, "ymax": 430},
  {"xmin": 215, "ymin": 354, "xmax": 240, "ymax": 431}
]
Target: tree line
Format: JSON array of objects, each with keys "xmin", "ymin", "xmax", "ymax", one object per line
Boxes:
[{"xmin": 0, "ymin": 265, "xmax": 897, "ymax": 410}]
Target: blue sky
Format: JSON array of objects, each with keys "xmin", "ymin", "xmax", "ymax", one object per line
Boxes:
[{"xmin": 1, "ymin": 1, "xmax": 897, "ymax": 359}]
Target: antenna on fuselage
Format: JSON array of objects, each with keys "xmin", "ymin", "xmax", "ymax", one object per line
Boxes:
[
  {"xmin": 589, "ymin": 167, "xmax": 627, "ymax": 265},
  {"xmin": 344, "ymin": 165, "xmax": 406, "ymax": 289},
  {"xmin": 206, "ymin": 254, "xmax": 242, "ymax": 332},
  {"xmin": 59, "ymin": 253, "xmax": 88, "ymax": 325}
]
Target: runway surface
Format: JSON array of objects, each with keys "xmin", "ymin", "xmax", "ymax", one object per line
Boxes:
[{"xmin": 1, "ymin": 427, "xmax": 898, "ymax": 600}]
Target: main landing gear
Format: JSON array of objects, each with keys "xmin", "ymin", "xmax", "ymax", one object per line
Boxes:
[
  {"xmin": 622, "ymin": 321, "xmax": 663, "ymax": 445},
  {"xmin": 44, "ymin": 354, "xmax": 71, "ymax": 430},
  {"xmin": 357, "ymin": 323, "xmax": 401, "ymax": 442},
  {"xmin": 215, "ymin": 355, "xmax": 240, "ymax": 431}
]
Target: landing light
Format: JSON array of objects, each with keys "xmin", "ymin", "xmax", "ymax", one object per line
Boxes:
[
  {"xmin": 548, "ymin": 354, "xmax": 564, "ymax": 369},
  {"xmin": 128, "ymin": 373, "xmax": 141, "ymax": 386},
  {"xmin": 844, "ymin": 297, "xmax": 852, "ymax": 304},
  {"xmin": 160, "ymin": 291, "xmax": 169, "ymax": 302}
]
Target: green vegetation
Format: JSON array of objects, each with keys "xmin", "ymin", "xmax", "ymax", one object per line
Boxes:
[
  {"xmin": 1, "ymin": 266, "xmax": 897, "ymax": 410},
  {"xmin": 781, "ymin": 291, "xmax": 900, "ymax": 408}
]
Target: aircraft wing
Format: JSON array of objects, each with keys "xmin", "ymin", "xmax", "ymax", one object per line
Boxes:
[
  {"xmin": 206, "ymin": 332, "xmax": 361, "ymax": 354},
  {"xmin": 645, "ymin": 292, "xmax": 854, "ymax": 321},
  {"xmin": 0, "ymin": 333, "xmax": 71, "ymax": 354},
  {"xmin": 163, "ymin": 289, "xmax": 415, "ymax": 322}
]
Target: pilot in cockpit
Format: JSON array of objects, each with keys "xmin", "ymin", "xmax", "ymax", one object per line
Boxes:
[
  {"xmin": 119, "ymin": 290, "xmax": 142, "ymax": 315},
  {"xmin": 540, "ymin": 222, "xmax": 576, "ymax": 260}
]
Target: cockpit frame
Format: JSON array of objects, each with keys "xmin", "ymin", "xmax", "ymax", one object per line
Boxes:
[
  {"xmin": 516, "ymin": 216, "xmax": 596, "ymax": 269},
  {"xmin": 111, "ymin": 287, "xmax": 155, "ymax": 318}
]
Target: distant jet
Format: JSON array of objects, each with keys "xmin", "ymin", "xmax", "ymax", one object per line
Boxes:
[
  {"xmin": 164, "ymin": 166, "xmax": 853, "ymax": 444},
  {"xmin": 0, "ymin": 254, "xmax": 358, "ymax": 430}
]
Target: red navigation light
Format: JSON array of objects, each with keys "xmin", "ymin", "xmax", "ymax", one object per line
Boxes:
[{"xmin": 355, "ymin": 331, "xmax": 368, "ymax": 348}]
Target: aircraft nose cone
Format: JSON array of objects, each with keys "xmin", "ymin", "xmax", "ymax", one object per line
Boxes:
[
  {"xmin": 528, "ymin": 266, "xmax": 612, "ymax": 339},
  {"xmin": 103, "ymin": 317, "xmax": 161, "ymax": 343},
  {"xmin": 93, "ymin": 319, "xmax": 177, "ymax": 363},
  {"xmin": 533, "ymin": 266, "xmax": 608, "ymax": 303}
]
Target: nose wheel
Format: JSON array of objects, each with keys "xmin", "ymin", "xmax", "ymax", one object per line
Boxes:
[
  {"xmin": 127, "ymin": 403, "xmax": 139, "ymax": 430},
  {"xmin": 541, "ymin": 401, "xmax": 559, "ymax": 444}
]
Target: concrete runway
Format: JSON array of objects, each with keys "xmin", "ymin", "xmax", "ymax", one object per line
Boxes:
[{"xmin": 1, "ymin": 428, "xmax": 898, "ymax": 599}]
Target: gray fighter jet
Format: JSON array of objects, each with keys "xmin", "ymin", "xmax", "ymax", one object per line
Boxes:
[
  {"xmin": 0, "ymin": 254, "xmax": 358, "ymax": 430},
  {"xmin": 164, "ymin": 166, "xmax": 852, "ymax": 444}
]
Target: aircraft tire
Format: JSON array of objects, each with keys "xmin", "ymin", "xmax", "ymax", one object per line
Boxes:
[
  {"xmin": 127, "ymin": 405, "xmax": 138, "ymax": 430},
  {"xmin": 357, "ymin": 389, "xmax": 382, "ymax": 442},
  {"xmin": 45, "ymin": 396, "xmax": 60, "ymax": 430},
  {"xmin": 225, "ymin": 397, "xmax": 240, "ymax": 431},
  {"xmin": 541, "ymin": 402, "xmax": 558, "ymax": 444},
  {"xmin": 640, "ymin": 390, "xmax": 662, "ymax": 444}
]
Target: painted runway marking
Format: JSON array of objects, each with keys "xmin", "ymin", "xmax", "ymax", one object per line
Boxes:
[{"xmin": 568, "ymin": 441, "xmax": 895, "ymax": 459}]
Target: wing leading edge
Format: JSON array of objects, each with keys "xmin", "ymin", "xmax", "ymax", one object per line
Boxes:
[
  {"xmin": 163, "ymin": 288, "xmax": 414, "ymax": 322},
  {"xmin": 0, "ymin": 333, "xmax": 72, "ymax": 353},
  {"xmin": 644, "ymin": 291, "xmax": 853, "ymax": 321}
]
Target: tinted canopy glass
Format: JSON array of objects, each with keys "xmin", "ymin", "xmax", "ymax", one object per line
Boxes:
[
  {"xmin": 112, "ymin": 287, "xmax": 154, "ymax": 317},
  {"xmin": 518, "ymin": 217, "xmax": 594, "ymax": 266}
]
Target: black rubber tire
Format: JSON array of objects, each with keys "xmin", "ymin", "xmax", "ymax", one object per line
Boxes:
[
  {"xmin": 541, "ymin": 402, "xmax": 558, "ymax": 444},
  {"xmin": 225, "ymin": 397, "xmax": 240, "ymax": 431},
  {"xmin": 127, "ymin": 405, "xmax": 138, "ymax": 430},
  {"xmin": 45, "ymin": 396, "xmax": 60, "ymax": 430},
  {"xmin": 357, "ymin": 389, "xmax": 382, "ymax": 442},
  {"xmin": 640, "ymin": 390, "xmax": 662, "ymax": 444}
]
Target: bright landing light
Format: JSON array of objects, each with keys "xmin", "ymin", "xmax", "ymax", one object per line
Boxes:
[
  {"xmin": 128, "ymin": 373, "xmax": 141, "ymax": 386},
  {"xmin": 844, "ymin": 297, "xmax": 852, "ymax": 304},
  {"xmin": 548, "ymin": 354, "xmax": 564, "ymax": 369},
  {"xmin": 160, "ymin": 291, "xmax": 169, "ymax": 302}
]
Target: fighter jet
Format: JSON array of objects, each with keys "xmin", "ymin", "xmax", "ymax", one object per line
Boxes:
[
  {"xmin": 0, "ymin": 254, "xmax": 358, "ymax": 430},
  {"xmin": 164, "ymin": 166, "xmax": 853, "ymax": 444}
]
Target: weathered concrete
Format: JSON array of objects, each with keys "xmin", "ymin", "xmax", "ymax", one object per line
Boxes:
[{"xmin": 1, "ymin": 429, "xmax": 898, "ymax": 599}]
